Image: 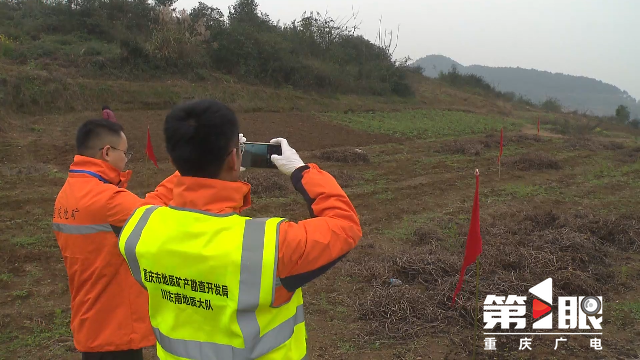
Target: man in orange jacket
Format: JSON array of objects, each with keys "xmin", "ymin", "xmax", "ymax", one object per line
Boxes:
[
  {"xmin": 52, "ymin": 119, "xmax": 179, "ymax": 360},
  {"xmin": 116, "ymin": 99, "xmax": 363, "ymax": 358},
  {"xmin": 161, "ymin": 99, "xmax": 362, "ymax": 309}
]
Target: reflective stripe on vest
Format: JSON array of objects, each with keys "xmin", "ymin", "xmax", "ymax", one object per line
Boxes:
[
  {"xmin": 120, "ymin": 206, "xmax": 305, "ymax": 360},
  {"xmin": 52, "ymin": 222, "xmax": 112, "ymax": 234}
]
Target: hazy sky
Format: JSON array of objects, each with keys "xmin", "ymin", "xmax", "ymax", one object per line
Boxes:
[{"xmin": 174, "ymin": 0, "xmax": 640, "ymax": 99}]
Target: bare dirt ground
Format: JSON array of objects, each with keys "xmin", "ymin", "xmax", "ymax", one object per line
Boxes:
[
  {"xmin": 1, "ymin": 109, "xmax": 639, "ymax": 360},
  {"xmin": 521, "ymin": 124, "xmax": 564, "ymax": 138}
]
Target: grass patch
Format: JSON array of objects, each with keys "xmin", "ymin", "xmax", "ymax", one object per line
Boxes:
[
  {"xmin": 47, "ymin": 170, "xmax": 67, "ymax": 179},
  {"xmin": 0, "ymin": 273, "xmax": 12, "ymax": 282},
  {"xmin": 326, "ymin": 110, "xmax": 522, "ymax": 140},
  {"xmin": 12, "ymin": 290, "xmax": 28, "ymax": 298},
  {"xmin": 610, "ymin": 301, "xmax": 640, "ymax": 327},
  {"xmin": 10, "ymin": 236, "xmax": 44, "ymax": 248},
  {"xmin": 490, "ymin": 184, "xmax": 561, "ymax": 201},
  {"xmin": 338, "ymin": 340, "xmax": 356, "ymax": 353},
  {"xmin": 617, "ymin": 302, "xmax": 640, "ymax": 320},
  {"xmin": 2, "ymin": 309, "xmax": 72, "ymax": 357},
  {"xmin": 585, "ymin": 161, "xmax": 640, "ymax": 186},
  {"xmin": 502, "ymin": 151, "xmax": 562, "ymax": 171},
  {"xmin": 382, "ymin": 213, "xmax": 441, "ymax": 241}
]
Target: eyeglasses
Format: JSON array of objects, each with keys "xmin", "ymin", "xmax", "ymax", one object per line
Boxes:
[{"xmin": 100, "ymin": 146, "xmax": 133, "ymax": 160}]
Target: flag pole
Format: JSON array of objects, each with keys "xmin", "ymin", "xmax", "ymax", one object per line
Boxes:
[
  {"xmin": 474, "ymin": 257, "xmax": 480, "ymax": 359},
  {"xmin": 473, "ymin": 168, "xmax": 480, "ymax": 359},
  {"xmin": 145, "ymin": 124, "xmax": 149, "ymax": 191},
  {"xmin": 498, "ymin": 128, "xmax": 503, "ymax": 180}
]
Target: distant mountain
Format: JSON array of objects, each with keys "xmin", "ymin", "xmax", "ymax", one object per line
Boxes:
[{"xmin": 412, "ymin": 55, "xmax": 640, "ymax": 117}]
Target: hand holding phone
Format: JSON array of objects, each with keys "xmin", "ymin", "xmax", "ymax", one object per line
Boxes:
[
  {"xmin": 269, "ymin": 138, "xmax": 305, "ymax": 176},
  {"xmin": 241, "ymin": 142, "xmax": 283, "ymax": 169}
]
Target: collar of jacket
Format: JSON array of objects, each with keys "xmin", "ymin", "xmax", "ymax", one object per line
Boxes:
[
  {"xmin": 171, "ymin": 176, "xmax": 252, "ymax": 214},
  {"xmin": 69, "ymin": 155, "xmax": 132, "ymax": 187}
]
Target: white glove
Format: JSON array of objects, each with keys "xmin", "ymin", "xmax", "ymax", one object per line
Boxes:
[
  {"xmin": 239, "ymin": 133, "xmax": 246, "ymax": 172},
  {"xmin": 270, "ymin": 138, "xmax": 305, "ymax": 176}
]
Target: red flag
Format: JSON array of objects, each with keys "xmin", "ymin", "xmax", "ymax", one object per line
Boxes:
[
  {"xmin": 146, "ymin": 126, "xmax": 158, "ymax": 168},
  {"xmin": 537, "ymin": 117, "xmax": 540, "ymax": 135},
  {"xmin": 497, "ymin": 128, "xmax": 503, "ymax": 163},
  {"xmin": 451, "ymin": 170, "xmax": 483, "ymax": 306}
]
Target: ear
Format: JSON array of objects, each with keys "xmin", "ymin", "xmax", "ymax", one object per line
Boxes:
[
  {"xmin": 229, "ymin": 148, "xmax": 240, "ymax": 170},
  {"xmin": 100, "ymin": 146, "xmax": 110, "ymax": 160}
]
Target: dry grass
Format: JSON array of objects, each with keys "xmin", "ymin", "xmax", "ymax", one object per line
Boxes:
[
  {"xmin": 356, "ymin": 285, "xmax": 441, "ymax": 340},
  {"xmin": 502, "ymin": 151, "xmax": 562, "ymax": 171},
  {"xmin": 437, "ymin": 139, "xmax": 484, "ymax": 156},
  {"xmin": 437, "ymin": 133, "xmax": 547, "ymax": 156},
  {"xmin": 350, "ymin": 207, "xmax": 637, "ymax": 341},
  {"xmin": 618, "ymin": 146, "xmax": 640, "ymax": 163},
  {"xmin": 327, "ymin": 169, "xmax": 358, "ymax": 188},
  {"xmin": 317, "ymin": 147, "xmax": 370, "ymax": 164},
  {"xmin": 240, "ymin": 169, "xmax": 291, "ymax": 198},
  {"xmin": 564, "ymin": 136, "xmax": 627, "ymax": 151}
]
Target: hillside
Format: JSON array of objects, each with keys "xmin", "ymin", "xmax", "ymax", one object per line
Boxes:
[
  {"xmin": 2, "ymin": 2, "xmax": 640, "ymax": 360},
  {"xmin": 0, "ymin": 0, "xmax": 415, "ymax": 115},
  {"xmin": 412, "ymin": 55, "xmax": 640, "ymax": 117}
]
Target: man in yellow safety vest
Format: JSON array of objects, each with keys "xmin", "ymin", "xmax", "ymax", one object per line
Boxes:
[{"xmin": 118, "ymin": 99, "xmax": 362, "ymax": 359}]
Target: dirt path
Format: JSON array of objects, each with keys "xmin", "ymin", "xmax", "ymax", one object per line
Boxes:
[{"xmin": 521, "ymin": 124, "xmax": 564, "ymax": 138}]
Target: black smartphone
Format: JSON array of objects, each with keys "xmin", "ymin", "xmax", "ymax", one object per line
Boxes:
[{"xmin": 241, "ymin": 142, "xmax": 282, "ymax": 169}]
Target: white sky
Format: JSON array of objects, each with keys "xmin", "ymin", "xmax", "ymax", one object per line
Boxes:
[{"xmin": 174, "ymin": 0, "xmax": 640, "ymax": 99}]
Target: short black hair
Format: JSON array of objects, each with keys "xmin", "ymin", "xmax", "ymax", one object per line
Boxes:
[
  {"xmin": 76, "ymin": 119, "xmax": 124, "ymax": 155},
  {"xmin": 102, "ymin": 105, "xmax": 110, "ymax": 111},
  {"xmin": 164, "ymin": 99, "xmax": 239, "ymax": 178}
]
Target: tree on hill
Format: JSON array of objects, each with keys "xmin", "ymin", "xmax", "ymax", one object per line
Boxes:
[
  {"xmin": 0, "ymin": 0, "xmax": 413, "ymax": 98},
  {"xmin": 615, "ymin": 105, "xmax": 631, "ymax": 123}
]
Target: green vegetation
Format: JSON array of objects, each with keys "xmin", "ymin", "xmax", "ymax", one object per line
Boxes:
[
  {"xmin": 326, "ymin": 109, "xmax": 522, "ymax": 139},
  {"xmin": 498, "ymin": 184, "xmax": 560, "ymax": 199},
  {"xmin": 615, "ymin": 105, "xmax": 631, "ymax": 123},
  {"xmin": 585, "ymin": 161, "xmax": 640, "ymax": 186},
  {"xmin": 434, "ymin": 64, "xmax": 539, "ymax": 109},
  {"xmin": 10, "ymin": 236, "xmax": 44, "ymax": 249},
  {"xmin": 11, "ymin": 290, "xmax": 28, "ymax": 298},
  {"xmin": 0, "ymin": 0, "xmax": 414, "ymax": 101},
  {"xmin": 0, "ymin": 309, "xmax": 71, "ymax": 359}
]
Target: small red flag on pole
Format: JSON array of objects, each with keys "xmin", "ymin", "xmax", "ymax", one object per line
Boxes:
[
  {"xmin": 497, "ymin": 128, "xmax": 503, "ymax": 179},
  {"xmin": 498, "ymin": 128, "xmax": 503, "ymax": 162},
  {"xmin": 146, "ymin": 126, "xmax": 158, "ymax": 168},
  {"xmin": 452, "ymin": 169, "xmax": 483, "ymax": 306}
]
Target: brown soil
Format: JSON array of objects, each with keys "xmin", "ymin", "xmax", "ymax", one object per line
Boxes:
[{"xmin": 1, "ymin": 109, "xmax": 639, "ymax": 360}]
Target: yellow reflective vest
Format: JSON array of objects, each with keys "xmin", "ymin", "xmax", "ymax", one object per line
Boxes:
[{"xmin": 118, "ymin": 205, "xmax": 307, "ymax": 360}]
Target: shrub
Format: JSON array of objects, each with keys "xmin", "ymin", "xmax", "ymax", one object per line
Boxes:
[
  {"xmin": 0, "ymin": 0, "xmax": 413, "ymax": 97},
  {"xmin": 503, "ymin": 152, "xmax": 562, "ymax": 171}
]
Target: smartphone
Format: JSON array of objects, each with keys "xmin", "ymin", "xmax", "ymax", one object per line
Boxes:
[{"xmin": 241, "ymin": 142, "xmax": 282, "ymax": 169}]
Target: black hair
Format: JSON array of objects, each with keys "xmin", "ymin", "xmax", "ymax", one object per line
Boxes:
[
  {"xmin": 75, "ymin": 119, "xmax": 124, "ymax": 155},
  {"xmin": 164, "ymin": 99, "xmax": 239, "ymax": 178},
  {"xmin": 102, "ymin": 105, "xmax": 110, "ymax": 111}
]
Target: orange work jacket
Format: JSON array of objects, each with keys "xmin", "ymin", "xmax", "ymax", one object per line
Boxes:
[
  {"xmin": 169, "ymin": 163, "xmax": 362, "ymax": 306},
  {"xmin": 52, "ymin": 155, "xmax": 179, "ymax": 352}
]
